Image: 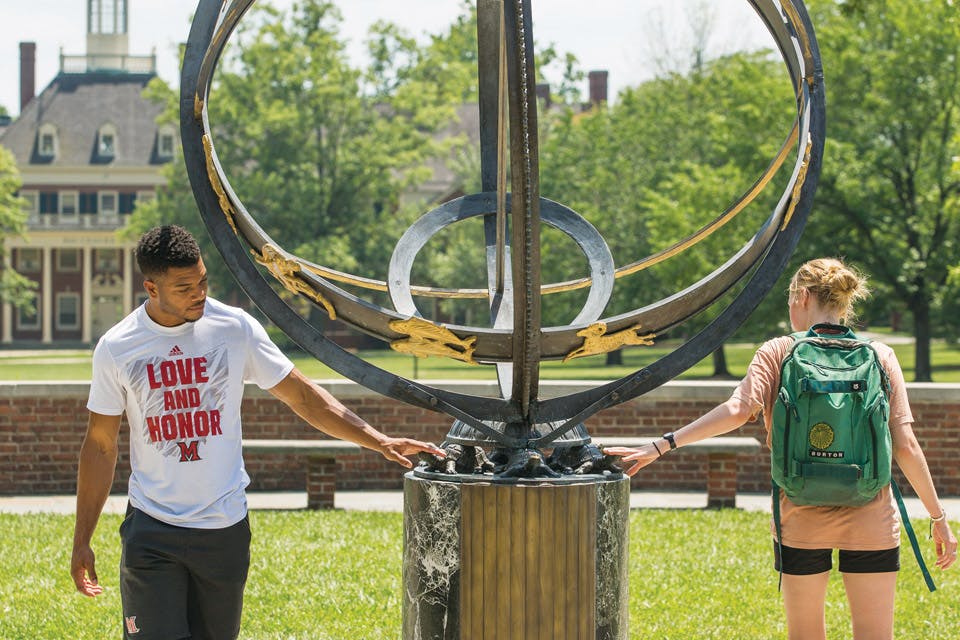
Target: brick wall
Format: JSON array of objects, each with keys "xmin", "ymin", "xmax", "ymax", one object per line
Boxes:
[{"xmin": 1, "ymin": 380, "xmax": 958, "ymax": 497}]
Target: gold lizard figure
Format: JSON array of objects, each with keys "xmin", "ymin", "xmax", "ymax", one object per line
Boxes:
[
  {"xmin": 389, "ymin": 317, "xmax": 478, "ymax": 365},
  {"xmin": 254, "ymin": 244, "xmax": 336, "ymax": 320},
  {"xmin": 201, "ymin": 134, "xmax": 238, "ymax": 234},
  {"xmin": 563, "ymin": 322, "xmax": 656, "ymax": 362}
]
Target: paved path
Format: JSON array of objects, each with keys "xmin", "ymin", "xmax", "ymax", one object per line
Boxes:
[{"xmin": 1, "ymin": 491, "xmax": 956, "ymax": 520}]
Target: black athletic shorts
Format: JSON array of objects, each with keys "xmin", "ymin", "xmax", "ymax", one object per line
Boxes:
[
  {"xmin": 774, "ymin": 542, "xmax": 900, "ymax": 575},
  {"xmin": 119, "ymin": 504, "xmax": 251, "ymax": 640}
]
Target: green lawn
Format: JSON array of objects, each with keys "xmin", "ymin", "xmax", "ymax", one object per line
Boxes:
[
  {"xmin": 2, "ymin": 336, "xmax": 959, "ymax": 382},
  {"xmin": 1, "ymin": 509, "xmax": 955, "ymax": 639}
]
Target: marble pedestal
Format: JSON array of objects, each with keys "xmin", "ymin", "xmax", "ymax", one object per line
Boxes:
[{"xmin": 402, "ymin": 473, "xmax": 630, "ymax": 640}]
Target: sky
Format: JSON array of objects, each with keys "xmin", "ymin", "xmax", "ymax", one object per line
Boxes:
[{"xmin": 1, "ymin": 0, "xmax": 777, "ymax": 117}]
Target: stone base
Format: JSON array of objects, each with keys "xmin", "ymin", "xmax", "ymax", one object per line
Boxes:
[{"xmin": 402, "ymin": 473, "xmax": 630, "ymax": 640}]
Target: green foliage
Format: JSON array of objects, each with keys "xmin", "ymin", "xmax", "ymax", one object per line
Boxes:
[
  {"xmin": 802, "ymin": 0, "xmax": 960, "ymax": 380},
  {"xmin": 3, "ymin": 509, "xmax": 956, "ymax": 639},
  {"xmin": 134, "ymin": 0, "xmax": 480, "ymax": 311},
  {"xmin": 0, "ymin": 145, "xmax": 36, "ymax": 311},
  {"xmin": 938, "ymin": 264, "xmax": 960, "ymax": 344},
  {"xmin": 536, "ymin": 51, "xmax": 795, "ymax": 345}
]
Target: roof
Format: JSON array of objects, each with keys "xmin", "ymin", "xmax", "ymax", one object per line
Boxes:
[{"xmin": 0, "ymin": 72, "xmax": 167, "ymax": 167}]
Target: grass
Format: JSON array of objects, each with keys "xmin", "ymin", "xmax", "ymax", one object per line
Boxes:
[
  {"xmin": 1, "ymin": 509, "xmax": 956, "ymax": 639},
  {"xmin": 2, "ymin": 336, "xmax": 960, "ymax": 382}
]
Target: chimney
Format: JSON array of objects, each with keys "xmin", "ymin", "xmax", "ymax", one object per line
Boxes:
[
  {"xmin": 535, "ymin": 83, "xmax": 551, "ymax": 110},
  {"xmin": 20, "ymin": 42, "xmax": 36, "ymax": 113},
  {"xmin": 588, "ymin": 70, "xmax": 608, "ymax": 106}
]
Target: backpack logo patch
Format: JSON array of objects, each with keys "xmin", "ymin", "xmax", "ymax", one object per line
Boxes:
[{"xmin": 809, "ymin": 422, "xmax": 834, "ymax": 449}]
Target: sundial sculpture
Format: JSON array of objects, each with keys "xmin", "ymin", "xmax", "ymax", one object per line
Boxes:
[{"xmin": 181, "ymin": 0, "xmax": 823, "ymax": 636}]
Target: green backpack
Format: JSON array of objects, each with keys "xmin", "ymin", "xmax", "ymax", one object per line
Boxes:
[
  {"xmin": 772, "ymin": 323, "xmax": 891, "ymax": 507},
  {"xmin": 770, "ymin": 323, "xmax": 935, "ymax": 591}
]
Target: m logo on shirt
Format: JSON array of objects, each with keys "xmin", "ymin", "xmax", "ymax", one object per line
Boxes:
[{"xmin": 177, "ymin": 440, "xmax": 202, "ymax": 462}]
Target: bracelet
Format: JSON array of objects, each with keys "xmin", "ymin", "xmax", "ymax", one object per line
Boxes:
[
  {"xmin": 929, "ymin": 508, "xmax": 947, "ymax": 540},
  {"xmin": 651, "ymin": 439, "xmax": 663, "ymax": 457}
]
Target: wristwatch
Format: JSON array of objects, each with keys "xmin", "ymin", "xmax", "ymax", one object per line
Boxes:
[{"xmin": 663, "ymin": 432, "xmax": 678, "ymax": 450}]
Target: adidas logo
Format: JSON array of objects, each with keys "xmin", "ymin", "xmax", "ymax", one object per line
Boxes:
[{"xmin": 168, "ymin": 345, "xmax": 184, "ymax": 357}]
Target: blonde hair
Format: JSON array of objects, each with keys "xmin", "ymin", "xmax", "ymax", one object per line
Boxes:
[{"xmin": 790, "ymin": 258, "xmax": 870, "ymax": 324}]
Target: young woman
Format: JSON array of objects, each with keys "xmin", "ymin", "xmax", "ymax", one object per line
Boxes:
[{"xmin": 605, "ymin": 258, "xmax": 957, "ymax": 640}]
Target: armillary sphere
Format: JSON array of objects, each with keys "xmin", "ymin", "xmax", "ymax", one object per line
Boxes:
[{"xmin": 180, "ymin": 0, "xmax": 825, "ymax": 478}]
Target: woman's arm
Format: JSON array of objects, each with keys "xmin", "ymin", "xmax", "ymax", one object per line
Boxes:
[
  {"xmin": 604, "ymin": 395, "xmax": 757, "ymax": 476},
  {"xmin": 892, "ymin": 424, "xmax": 957, "ymax": 569}
]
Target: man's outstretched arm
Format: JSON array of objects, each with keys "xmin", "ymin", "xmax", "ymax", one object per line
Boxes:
[{"xmin": 267, "ymin": 368, "xmax": 445, "ymax": 467}]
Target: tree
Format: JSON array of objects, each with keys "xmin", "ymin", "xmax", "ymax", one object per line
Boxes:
[
  {"xmin": 537, "ymin": 51, "xmax": 796, "ymax": 373},
  {"xmin": 0, "ymin": 146, "xmax": 37, "ymax": 311},
  {"xmin": 132, "ymin": 0, "xmax": 479, "ymax": 327},
  {"xmin": 803, "ymin": 0, "xmax": 960, "ymax": 381}
]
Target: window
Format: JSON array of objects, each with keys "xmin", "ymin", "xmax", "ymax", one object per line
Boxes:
[
  {"xmin": 99, "ymin": 192, "xmax": 118, "ymax": 215},
  {"xmin": 158, "ymin": 126, "xmax": 176, "ymax": 159},
  {"xmin": 39, "ymin": 191, "xmax": 59, "ymax": 214},
  {"xmin": 119, "ymin": 192, "xmax": 137, "ymax": 215},
  {"xmin": 56, "ymin": 293, "xmax": 80, "ymax": 330},
  {"xmin": 60, "ymin": 191, "xmax": 78, "ymax": 216},
  {"xmin": 57, "ymin": 249, "xmax": 81, "ymax": 272},
  {"xmin": 90, "ymin": 0, "xmax": 126, "ymax": 34},
  {"xmin": 37, "ymin": 124, "xmax": 57, "ymax": 158},
  {"xmin": 79, "ymin": 192, "xmax": 98, "ymax": 214},
  {"xmin": 98, "ymin": 124, "xmax": 117, "ymax": 158},
  {"xmin": 16, "ymin": 248, "xmax": 41, "ymax": 273},
  {"xmin": 40, "ymin": 134, "xmax": 55, "ymax": 155},
  {"xmin": 17, "ymin": 299, "xmax": 40, "ymax": 331},
  {"xmin": 96, "ymin": 249, "xmax": 120, "ymax": 273},
  {"xmin": 99, "ymin": 133, "xmax": 115, "ymax": 156}
]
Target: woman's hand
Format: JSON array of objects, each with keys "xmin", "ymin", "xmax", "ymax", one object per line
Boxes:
[
  {"xmin": 602, "ymin": 444, "xmax": 662, "ymax": 477},
  {"xmin": 932, "ymin": 518, "xmax": 958, "ymax": 570}
]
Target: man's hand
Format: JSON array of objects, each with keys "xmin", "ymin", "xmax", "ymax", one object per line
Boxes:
[
  {"xmin": 378, "ymin": 438, "xmax": 446, "ymax": 468},
  {"xmin": 602, "ymin": 445, "xmax": 662, "ymax": 477},
  {"xmin": 71, "ymin": 544, "xmax": 104, "ymax": 597}
]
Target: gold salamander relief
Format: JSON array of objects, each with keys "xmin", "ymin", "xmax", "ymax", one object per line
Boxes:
[
  {"xmin": 254, "ymin": 244, "xmax": 337, "ymax": 320},
  {"xmin": 389, "ymin": 317, "xmax": 478, "ymax": 365},
  {"xmin": 201, "ymin": 134, "xmax": 238, "ymax": 234},
  {"xmin": 563, "ymin": 322, "xmax": 656, "ymax": 362}
]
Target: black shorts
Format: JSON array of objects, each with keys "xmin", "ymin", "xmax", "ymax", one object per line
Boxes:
[
  {"xmin": 774, "ymin": 542, "xmax": 900, "ymax": 575},
  {"xmin": 119, "ymin": 505, "xmax": 251, "ymax": 640}
]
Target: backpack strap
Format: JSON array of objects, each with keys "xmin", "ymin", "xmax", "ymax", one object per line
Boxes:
[
  {"xmin": 772, "ymin": 480, "xmax": 784, "ymax": 591},
  {"xmin": 892, "ymin": 480, "xmax": 937, "ymax": 592}
]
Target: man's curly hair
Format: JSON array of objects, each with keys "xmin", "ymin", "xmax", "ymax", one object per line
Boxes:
[{"xmin": 136, "ymin": 225, "xmax": 201, "ymax": 278}]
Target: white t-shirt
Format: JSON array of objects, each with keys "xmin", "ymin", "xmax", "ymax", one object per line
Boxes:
[{"xmin": 87, "ymin": 297, "xmax": 294, "ymax": 528}]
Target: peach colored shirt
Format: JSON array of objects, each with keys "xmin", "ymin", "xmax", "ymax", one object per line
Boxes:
[{"xmin": 732, "ymin": 335, "xmax": 913, "ymax": 550}]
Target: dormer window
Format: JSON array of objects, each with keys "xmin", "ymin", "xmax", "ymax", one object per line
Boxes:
[
  {"xmin": 41, "ymin": 134, "xmax": 56, "ymax": 155},
  {"xmin": 98, "ymin": 124, "xmax": 117, "ymax": 158},
  {"xmin": 158, "ymin": 125, "xmax": 176, "ymax": 159},
  {"xmin": 38, "ymin": 124, "xmax": 58, "ymax": 158}
]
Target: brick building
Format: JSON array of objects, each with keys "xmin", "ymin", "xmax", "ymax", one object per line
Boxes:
[{"xmin": 0, "ymin": 0, "xmax": 171, "ymax": 346}]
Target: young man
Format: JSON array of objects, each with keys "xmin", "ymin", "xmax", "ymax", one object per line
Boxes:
[{"xmin": 71, "ymin": 225, "xmax": 444, "ymax": 639}]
